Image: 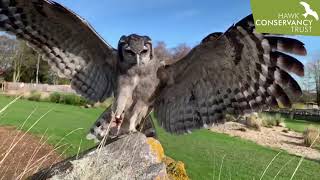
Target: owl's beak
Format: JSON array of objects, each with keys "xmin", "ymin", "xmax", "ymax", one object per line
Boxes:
[{"xmin": 136, "ymin": 54, "xmax": 140, "ymax": 66}]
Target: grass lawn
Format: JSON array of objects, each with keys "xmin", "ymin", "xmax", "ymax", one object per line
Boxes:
[
  {"xmin": 0, "ymin": 95, "xmax": 103, "ymax": 156},
  {"xmin": 284, "ymin": 118, "xmax": 320, "ymax": 133},
  {"xmin": 0, "ymin": 95, "xmax": 320, "ymax": 179},
  {"xmin": 283, "ymin": 117, "xmax": 320, "ymax": 150},
  {"xmin": 153, "ymin": 114, "xmax": 320, "ymax": 180}
]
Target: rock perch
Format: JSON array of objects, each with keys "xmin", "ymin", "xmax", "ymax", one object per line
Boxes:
[{"xmin": 29, "ymin": 133, "xmax": 168, "ymax": 180}]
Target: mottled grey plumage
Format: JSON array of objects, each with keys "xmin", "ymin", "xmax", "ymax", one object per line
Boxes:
[{"xmin": 0, "ymin": 0, "xmax": 306, "ymax": 139}]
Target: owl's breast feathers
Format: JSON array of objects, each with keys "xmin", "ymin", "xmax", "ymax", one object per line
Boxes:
[{"xmin": 123, "ymin": 61, "xmax": 163, "ymax": 104}]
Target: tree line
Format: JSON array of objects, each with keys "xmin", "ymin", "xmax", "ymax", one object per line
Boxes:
[
  {"xmin": 0, "ymin": 35, "xmax": 68, "ymax": 84},
  {"xmin": 300, "ymin": 59, "xmax": 320, "ymax": 106}
]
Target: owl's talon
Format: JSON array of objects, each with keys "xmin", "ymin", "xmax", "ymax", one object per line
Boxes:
[
  {"xmin": 128, "ymin": 125, "xmax": 137, "ymax": 133},
  {"xmin": 114, "ymin": 113, "xmax": 124, "ymax": 127},
  {"xmin": 129, "ymin": 129, "xmax": 138, "ymax": 134}
]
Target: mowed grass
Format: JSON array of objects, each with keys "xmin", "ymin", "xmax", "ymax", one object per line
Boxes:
[
  {"xmin": 284, "ymin": 118, "xmax": 320, "ymax": 133},
  {"xmin": 283, "ymin": 117, "xmax": 320, "ymax": 150},
  {"xmin": 0, "ymin": 95, "xmax": 320, "ymax": 179},
  {"xmin": 0, "ymin": 95, "xmax": 103, "ymax": 157},
  {"xmin": 152, "ymin": 114, "xmax": 320, "ymax": 180}
]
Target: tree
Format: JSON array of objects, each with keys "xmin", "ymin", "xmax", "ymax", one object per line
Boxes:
[
  {"xmin": 1, "ymin": 38, "xmax": 65, "ymax": 84},
  {"xmin": 304, "ymin": 60, "xmax": 320, "ymax": 106},
  {"xmin": 12, "ymin": 41, "xmax": 24, "ymax": 82},
  {"xmin": 153, "ymin": 42, "xmax": 191, "ymax": 64},
  {"xmin": 10, "ymin": 41, "xmax": 40, "ymax": 82},
  {"xmin": 171, "ymin": 43, "xmax": 191, "ymax": 63},
  {"xmin": 153, "ymin": 41, "xmax": 172, "ymax": 63},
  {"xmin": 0, "ymin": 37, "xmax": 67, "ymax": 84},
  {"xmin": 35, "ymin": 54, "xmax": 40, "ymax": 84},
  {"xmin": 0, "ymin": 35, "xmax": 18, "ymax": 73}
]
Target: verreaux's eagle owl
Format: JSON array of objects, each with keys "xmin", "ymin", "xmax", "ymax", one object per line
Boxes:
[{"xmin": 0, "ymin": 0, "xmax": 305, "ymax": 140}]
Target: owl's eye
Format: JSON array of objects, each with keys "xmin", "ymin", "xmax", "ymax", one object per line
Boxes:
[
  {"xmin": 141, "ymin": 49, "xmax": 148, "ymax": 54},
  {"xmin": 125, "ymin": 49, "xmax": 135, "ymax": 56}
]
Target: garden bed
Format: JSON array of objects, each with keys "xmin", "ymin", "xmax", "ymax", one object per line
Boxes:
[
  {"xmin": 0, "ymin": 126, "xmax": 62, "ymax": 179},
  {"xmin": 211, "ymin": 122, "xmax": 320, "ymax": 160}
]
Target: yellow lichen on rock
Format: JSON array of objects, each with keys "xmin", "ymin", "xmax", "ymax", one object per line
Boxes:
[
  {"xmin": 147, "ymin": 138, "xmax": 189, "ymax": 180},
  {"xmin": 147, "ymin": 138, "xmax": 165, "ymax": 162},
  {"xmin": 163, "ymin": 156, "xmax": 189, "ymax": 180}
]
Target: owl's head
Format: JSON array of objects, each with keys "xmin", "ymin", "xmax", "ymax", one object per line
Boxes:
[{"xmin": 118, "ymin": 34, "xmax": 153, "ymax": 68}]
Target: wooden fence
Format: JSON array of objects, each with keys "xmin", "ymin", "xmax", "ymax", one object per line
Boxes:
[
  {"xmin": 265, "ymin": 109, "xmax": 320, "ymax": 122},
  {"xmin": 0, "ymin": 82, "xmax": 75, "ymax": 94}
]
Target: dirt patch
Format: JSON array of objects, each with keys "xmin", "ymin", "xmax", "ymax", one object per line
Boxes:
[
  {"xmin": 0, "ymin": 126, "xmax": 63, "ymax": 179},
  {"xmin": 211, "ymin": 122, "xmax": 320, "ymax": 160}
]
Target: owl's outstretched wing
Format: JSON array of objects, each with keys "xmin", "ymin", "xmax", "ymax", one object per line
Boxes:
[
  {"xmin": 155, "ymin": 15, "xmax": 305, "ymax": 133},
  {"xmin": 0, "ymin": 0, "xmax": 118, "ymax": 102}
]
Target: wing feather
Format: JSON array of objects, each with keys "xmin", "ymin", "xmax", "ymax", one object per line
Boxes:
[
  {"xmin": 0, "ymin": 0, "xmax": 118, "ymax": 102},
  {"xmin": 155, "ymin": 15, "xmax": 306, "ymax": 133}
]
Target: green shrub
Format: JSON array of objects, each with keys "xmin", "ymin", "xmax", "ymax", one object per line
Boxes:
[
  {"xmin": 61, "ymin": 93, "xmax": 77, "ymax": 105},
  {"xmin": 267, "ymin": 118, "xmax": 277, "ymax": 126},
  {"xmin": 27, "ymin": 91, "xmax": 41, "ymax": 102},
  {"xmin": 274, "ymin": 114, "xmax": 285, "ymax": 126},
  {"xmin": 49, "ymin": 92, "xmax": 61, "ymax": 103},
  {"xmin": 41, "ymin": 96, "xmax": 50, "ymax": 102},
  {"xmin": 49, "ymin": 92, "xmax": 89, "ymax": 106},
  {"xmin": 24, "ymin": 91, "xmax": 90, "ymax": 106},
  {"xmin": 260, "ymin": 114, "xmax": 277, "ymax": 127},
  {"xmin": 78, "ymin": 96, "xmax": 89, "ymax": 106},
  {"xmin": 245, "ymin": 114, "xmax": 262, "ymax": 131},
  {"xmin": 225, "ymin": 114, "xmax": 237, "ymax": 122},
  {"xmin": 64, "ymin": 94, "xmax": 89, "ymax": 106},
  {"xmin": 274, "ymin": 113, "xmax": 281, "ymax": 119}
]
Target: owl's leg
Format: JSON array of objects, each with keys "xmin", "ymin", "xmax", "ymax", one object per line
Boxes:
[
  {"xmin": 128, "ymin": 101, "xmax": 149, "ymax": 132},
  {"xmin": 113, "ymin": 75, "xmax": 139, "ymax": 119},
  {"xmin": 87, "ymin": 107, "xmax": 129, "ymax": 141},
  {"xmin": 86, "ymin": 105, "xmax": 154, "ymax": 142},
  {"xmin": 114, "ymin": 87, "xmax": 132, "ymax": 118}
]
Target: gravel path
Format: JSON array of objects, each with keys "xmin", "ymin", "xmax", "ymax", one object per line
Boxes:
[{"xmin": 211, "ymin": 122, "xmax": 320, "ymax": 160}]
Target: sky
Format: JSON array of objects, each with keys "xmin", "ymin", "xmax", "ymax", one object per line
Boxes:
[
  {"xmin": 54, "ymin": 0, "xmax": 320, "ymax": 65},
  {"xmin": 54, "ymin": 0, "xmax": 253, "ymax": 47}
]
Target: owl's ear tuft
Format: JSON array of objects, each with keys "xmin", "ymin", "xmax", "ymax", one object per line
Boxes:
[
  {"xmin": 118, "ymin": 35, "xmax": 128, "ymax": 61},
  {"xmin": 119, "ymin": 35, "xmax": 127, "ymax": 44},
  {"xmin": 144, "ymin": 36, "xmax": 154, "ymax": 60}
]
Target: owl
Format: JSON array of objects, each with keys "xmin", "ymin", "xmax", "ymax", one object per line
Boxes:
[{"xmin": 0, "ymin": 0, "xmax": 306, "ymax": 141}]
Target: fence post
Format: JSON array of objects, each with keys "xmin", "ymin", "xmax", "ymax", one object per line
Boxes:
[{"xmin": 290, "ymin": 109, "xmax": 295, "ymax": 120}]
